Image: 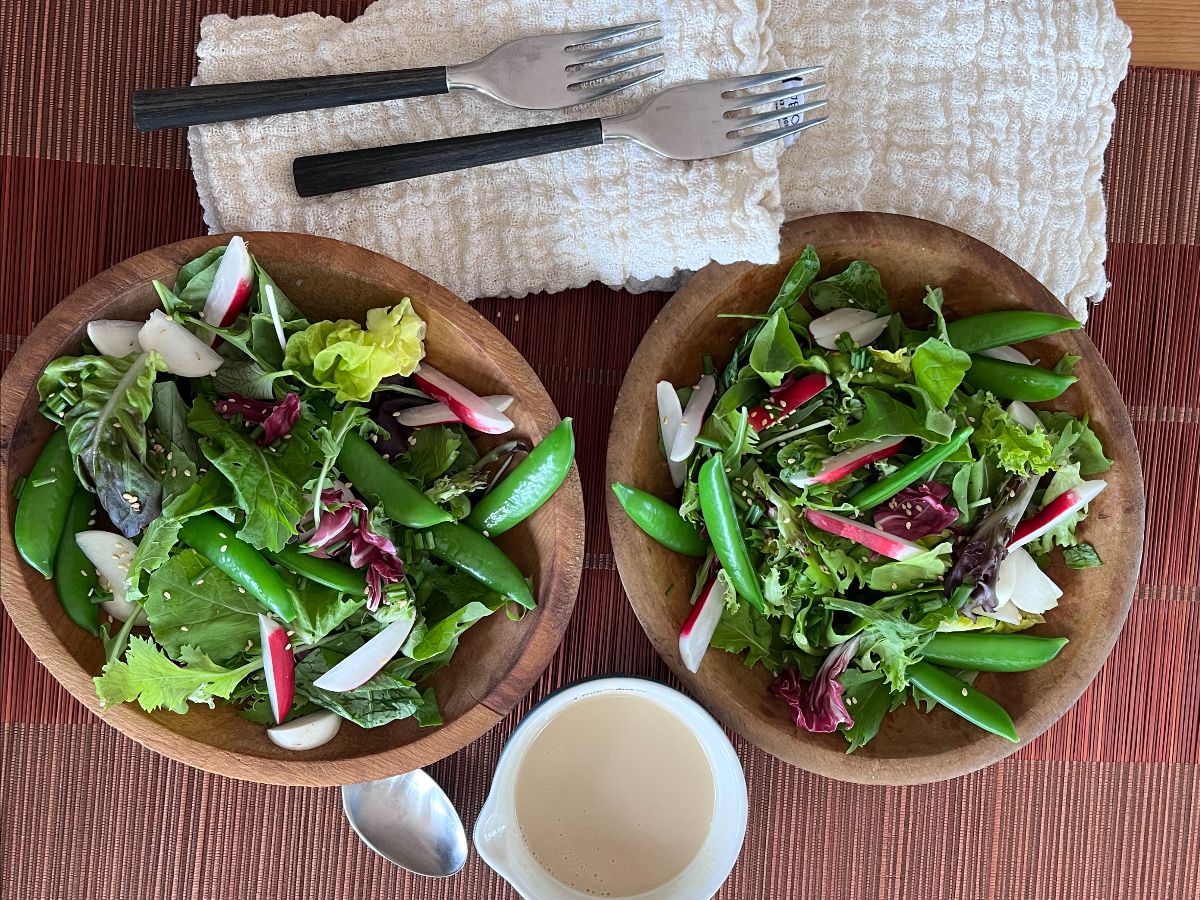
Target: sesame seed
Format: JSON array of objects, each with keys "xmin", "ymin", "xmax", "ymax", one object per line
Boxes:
[
  {"xmin": 219, "ymin": 545, "xmax": 228, "ymax": 552},
  {"xmin": 961, "ymin": 687, "xmax": 969, "ymax": 697},
  {"xmin": 237, "ymin": 587, "xmax": 245, "ymax": 594},
  {"xmin": 890, "ymin": 582, "xmax": 898, "ymax": 590},
  {"xmin": 195, "ymin": 579, "xmax": 204, "ymax": 586},
  {"xmin": 81, "ymin": 569, "xmax": 88, "ymax": 577},
  {"xmin": 286, "ymin": 631, "xmax": 294, "ymax": 637},
  {"xmin": 163, "ymin": 591, "xmax": 172, "ymax": 600},
  {"xmin": 218, "ymin": 533, "xmax": 226, "ymax": 539},
  {"xmin": 284, "ymin": 643, "xmax": 292, "ymax": 651},
  {"xmin": 170, "ymin": 468, "xmax": 177, "ymax": 477},
  {"xmin": 166, "ymin": 452, "xmax": 173, "ymax": 461},
  {"xmin": 179, "ymin": 626, "xmax": 189, "ymax": 632}
]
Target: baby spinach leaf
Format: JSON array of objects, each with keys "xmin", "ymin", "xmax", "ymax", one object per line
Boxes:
[
  {"xmin": 749, "ymin": 309, "xmax": 808, "ymax": 387},
  {"xmin": 833, "ymin": 387, "xmax": 954, "ymax": 445},
  {"xmin": 808, "ymin": 261, "xmax": 891, "ymax": 316}
]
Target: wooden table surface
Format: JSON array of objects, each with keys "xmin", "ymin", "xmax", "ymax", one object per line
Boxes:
[{"xmin": 1118, "ymin": 0, "xmax": 1200, "ymax": 68}]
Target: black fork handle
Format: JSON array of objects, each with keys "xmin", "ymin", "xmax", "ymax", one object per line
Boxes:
[
  {"xmin": 292, "ymin": 119, "xmax": 606, "ymax": 197},
  {"xmin": 131, "ymin": 67, "xmax": 450, "ymax": 131}
]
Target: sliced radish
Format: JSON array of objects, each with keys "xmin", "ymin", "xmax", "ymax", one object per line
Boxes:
[
  {"xmin": 656, "ymin": 381, "xmax": 687, "ymax": 487},
  {"xmin": 985, "ymin": 601, "xmax": 1023, "ymax": 625},
  {"xmin": 312, "ymin": 616, "xmax": 416, "ymax": 693},
  {"xmin": 669, "ymin": 374, "xmax": 716, "ymax": 462},
  {"xmin": 980, "ymin": 345, "xmax": 1033, "ymax": 365},
  {"xmin": 412, "ymin": 366, "xmax": 513, "ymax": 434},
  {"xmin": 749, "ymin": 372, "xmax": 831, "ymax": 432},
  {"xmin": 995, "ymin": 547, "xmax": 1062, "ymax": 614},
  {"xmin": 393, "ymin": 395, "xmax": 513, "ymax": 428},
  {"xmin": 679, "ymin": 572, "xmax": 725, "ymax": 673},
  {"xmin": 1006, "ymin": 400, "xmax": 1042, "ymax": 432},
  {"xmin": 201, "ymin": 235, "xmax": 253, "ymax": 330},
  {"xmin": 267, "ymin": 710, "xmax": 342, "ymax": 750},
  {"xmin": 88, "ymin": 320, "xmax": 143, "ymax": 357},
  {"xmin": 790, "ymin": 437, "xmax": 905, "ymax": 487},
  {"xmin": 1008, "ymin": 480, "xmax": 1107, "ymax": 550},
  {"xmin": 138, "ymin": 311, "xmax": 224, "ymax": 377},
  {"xmin": 810, "ymin": 308, "xmax": 891, "ymax": 350},
  {"xmin": 258, "ymin": 614, "xmax": 295, "ymax": 724},
  {"xmin": 804, "ymin": 509, "xmax": 924, "ymax": 560},
  {"xmin": 75, "ymin": 531, "xmax": 149, "ymax": 625}
]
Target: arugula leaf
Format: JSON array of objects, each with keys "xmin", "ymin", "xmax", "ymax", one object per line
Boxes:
[
  {"xmin": 283, "ymin": 572, "xmax": 364, "ymax": 645},
  {"xmin": 251, "ymin": 255, "xmax": 302, "ymax": 321},
  {"xmin": 94, "ymin": 636, "xmax": 258, "ymax": 714},
  {"xmin": 832, "ymin": 387, "xmax": 954, "ymax": 445},
  {"xmin": 1036, "ymin": 411, "xmax": 1112, "ymax": 475},
  {"xmin": 840, "ymin": 669, "xmax": 890, "ymax": 753},
  {"xmin": 1064, "ymin": 543, "xmax": 1103, "ymax": 569},
  {"xmin": 911, "ymin": 338, "xmax": 970, "ymax": 409},
  {"xmin": 151, "ymin": 382, "xmax": 200, "ymax": 463},
  {"xmin": 749, "ymin": 309, "xmax": 808, "ymax": 388},
  {"xmin": 298, "ymin": 652, "xmax": 431, "ymax": 728},
  {"xmin": 866, "ymin": 543, "xmax": 952, "ymax": 592},
  {"xmin": 808, "ymin": 261, "xmax": 891, "ymax": 315},
  {"xmin": 37, "ymin": 351, "xmax": 167, "ymax": 537},
  {"xmin": 310, "ymin": 404, "xmax": 370, "ymax": 517},
  {"xmin": 144, "ymin": 549, "xmax": 260, "ymax": 662},
  {"xmin": 711, "ymin": 601, "xmax": 783, "ymax": 672}
]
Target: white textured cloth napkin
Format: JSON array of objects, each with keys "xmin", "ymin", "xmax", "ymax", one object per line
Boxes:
[{"xmin": 190, "ymin": 1, "xmax": 1130, "ymax": 318}]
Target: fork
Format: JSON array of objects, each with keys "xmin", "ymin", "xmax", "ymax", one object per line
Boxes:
[
  {"xmin": 131, "ymin": 20, "xmax": 664, "ymax": 131},
  {"xmin": 291, "ymin": 67, "xmax": 827, "ymax": 196}
]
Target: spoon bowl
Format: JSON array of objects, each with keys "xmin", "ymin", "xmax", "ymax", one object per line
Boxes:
[{"xmin": 342, "ymin": 769, "xmax": 468, "ymax": 877}]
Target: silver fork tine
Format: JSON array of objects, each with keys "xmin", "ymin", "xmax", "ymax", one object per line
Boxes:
[
  {"xmin": 563, "ymin": 20, "xmax": 660, "ymax": 49},
  {"xmin": 727, "ymin": 100, "xmax": 828, "ymax": 133},
  {"xmin": 731, "ymin": 116, "xmax": 828, "ymax": 151},
  {"xmin": 714, "ymin": 66, "xmax": 824, "ymax": 94},
  {"xmin": 724, "ymin": 82, "xmax": 826, "ymax": 112},
  {"xmin": 569, "ymin": 35, "xmax": 663, "ymax": 66},
  {"xmin": 572, "ymin": 54, "xmax": 666, "ymax": 86},
  {"xmin": 569, "ymin": 68, "xmax": 665, "ymax": 103}
]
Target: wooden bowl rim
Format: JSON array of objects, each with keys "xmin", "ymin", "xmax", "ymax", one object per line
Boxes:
[
  {"xmin": 0, "ymin": 232, "xmax": 584, "ymax": 786},
  {"xmin": 606, "ymin": 212, "xmax": 1145, "ymax": 785}
]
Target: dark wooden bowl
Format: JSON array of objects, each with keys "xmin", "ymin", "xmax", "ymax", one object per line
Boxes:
[
  {"xmin": 0, "ymin": 233, "xmax": 584, "ymax": 786},
  {"xmin": 607, "ymin": 213, "xmax": 1144, "ymax": 785}
]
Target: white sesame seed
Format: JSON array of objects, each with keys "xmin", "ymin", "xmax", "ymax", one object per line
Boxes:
[
  {"xmin": 179, "ymin": 626, "xmax": 189, "ymax": 632},
  {"xmin": 163, "ymin": 591, "xmax": 172, "ymax": 600},
  {"xmin": 237, "ymin": 587, "xmax": 245, "ymax": 594},
  {"xmin": 219, "ymin": 545, "xmax": 227, "ymax": 552},
  {"xmin": 961, "ymin": 687, "xmax": 969, "ymax": 697}
]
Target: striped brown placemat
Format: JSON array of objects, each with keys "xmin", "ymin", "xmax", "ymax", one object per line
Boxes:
[{"xmin": 2, "ymin": 1, "xmax": 1199, "ymax": 896}]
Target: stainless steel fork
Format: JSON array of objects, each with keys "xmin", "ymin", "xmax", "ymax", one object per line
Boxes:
[
  {"xmin": 292, "ymin": 67, "xmax": 827, "ymax": 196},
  {"xmin": 132, "ymin": 20, "xmax": 664, "ymax": 131}
]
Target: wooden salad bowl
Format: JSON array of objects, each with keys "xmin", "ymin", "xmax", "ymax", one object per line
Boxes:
[
  {"xmin": 607, "ymin": 213, "xmax": 1144, "ymax": 785},
  {"xmin": 0, "ymin": 232, "xmax": 584, "ymax": 786}
]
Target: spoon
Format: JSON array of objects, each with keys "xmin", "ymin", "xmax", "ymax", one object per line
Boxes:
[{"xmin": 342, "ymin": 769, "xmax": 468, "ymax": 877}]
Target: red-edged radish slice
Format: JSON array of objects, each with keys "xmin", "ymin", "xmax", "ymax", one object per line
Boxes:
[
  {"xmin": 258, "ymin": 614, "xmax": 295, "ymax": 724},
  {"xmin": 138, "ymin": 311, "xmax": 224, "ymax": 377},
  {"xmin": 811, "ymin": 309, "xmax": 891, "ymax": 350},
  {"xmin": 312, "ymin": 616, "xmax": 416, "ymax": 693},
  {"xmin": 267, "ymin": 709, "xmax": 342, "ymax": 751},
  {"xmin": 804, "ymin": 509, "xmax": 924, "ymax": 560},
  {"xmin": 412, "ymin": 366, "xmax": 513, "ymax": 434},
  {"xmin": 979, "ymin": 345, "xmax": 1033, "ymax": 365},
  {"xmin": 1006, "ymin": 400, "xmax": 1042, "ymax": 431},
  {"xmin": 393, "ymin": 395, "xmax": 513, "ymax": 428},
  {"xmin": 679, "ymin": 572, "xmax": 725, "ymax": 673},
  {"xmin": 87, "ymin": 320, "xmax": 143, "ymax": 357},
  {"xmin": 669, "ymin": 374, "xmax": 716, "ymax": 462},
  {"xmin": 789, "ymin": 437, "xmax": 905, "ymax": 487},
  {"xmin": 75, "ymin": 530, "xmax": 148, "ymax": 624},
  {"xmin": 748, "ymin": 372, "xmax": 831, "ymax": 432},
  {"xmin": 202, "ymin": 235, "xmax": 253, "ymax": 330},
  {"xmin": 995, "ymin": 547, "xmax": 1061, "ymax": 614},
  {"xmin": 656, "ymin": 381, "xmax": 687, "ymax": 487},
  {"xmin": 1008, "ymin": 480, "xmax": 1107, "ymax": 550}
]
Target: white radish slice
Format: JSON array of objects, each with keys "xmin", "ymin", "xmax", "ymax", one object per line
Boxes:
[
  {"xmin": 393, "ymin": 395, "xmax": 513, "ymax": 428},
  {"xmin": 87, "ymin": 320, "xmax": 143, "ymax": 357},
  {"xmin": 809, "ymin": 308, "xmax": 878, "ymax": 341},
  {"xmin": 656, "ymin": 381, "xmax": 687, "ymax": 488},
  {"xmin": 267, "ymin": 710, "xmax": 342, "ymax": 751},
  {"xmin": 679, "ymin": 572, "xmax": 725, "ymax": 673},
  {"xmin": 138, "ymin": 311, "xmax": 224, "ymax": 377},
  {"xmin": 202, "ymin": 235, "xmax": 254, "ymax": 330},
  {"xmin": 669, "ymin": 374, "xmax": 716, "ymax": 462},
  {"xmin": 1006, "ymin": 400, "xmax": 1042, "ymax": 432},
  {"xmin": 980, "ymin": 345, "xmax": 1033, "ymax": 365},
  {"xmin": 412, "ymin": 366, "xmax": 513, "ymax": 434},
  {"xmin": 1009, "ymin": 480, "xmax": 1107, "ymax": 550},
  {"xmin": 312, "ymin": 616, "xmax": 416, "ymax": 693},
  {"xmin": 75, "ymin": 530, "xmax": 149, "ymax": 625},
  {"xmin": 789, "ymin": 437, "xmax": 904, "ymax": 487},
  {"xmin": 983, "ymin": 601, "xmax": 1023, "ymax": 625},
  {"xmin": 259, "ymin": 614, "xmax": 295, "ymax": 725},
  {"xmin": 804, "ymin": 509, "xmax": 924, "ymax": 560},
  {"xmin": 995, "ymin": 547, "xmax": 1062, "ymax": 614},
  {"xmin": 101, "ymin": 596, "xmax": 149, "ymax": 625}
]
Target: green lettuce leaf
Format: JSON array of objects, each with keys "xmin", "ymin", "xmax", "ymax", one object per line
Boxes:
[
  {"xmin": 808, "ymin": 261, "xmax": 891, "ymax": 315},
  {"xmin": 94, "ymin": 636, "xmax": 258, "ymax": 714},
  {"xmin": 823, "ymin": 598, "xmax": 929, "ymax": 690},
  {"xmin": 1036, "ymin": 411, "xmax": 1112, "ymax": 475},
  {"xmin": 832, "ymin": 386, "xmax": 955, "ymax": 445},
  {"xmin": 297, "ymin": 651, "xmax": 433, "ymax": 728},
  {"xmin": 1064, "ymin": 542, "xmax": 1103, "ymax": 569},
  {"xmin": 911, "ymin": 338, "xmax": 970, "ymax": 409},
  {"xmin": 866, "ymin": 543, "xmax": 952, "ymax": 592},
  {"xmin": 283, "ymin": 574, "xmax": 365, "ymax": 645},
  {"xmin": 1028, "ymin": 463, "xmax": 1087, "ymax": 554},
  {"xmin": 173, "ymin": 247, "xmax": 227, "ymax": 309},
  {"xmin": 711, "ymin": 600, "xmax": 783, "ymax": 672},
  {"xmin": 143, "ymin": 549, "xmax": 260, "ymax": 662},
  {"xmin": 397, "ymin": 425, "xmax": 462, "ymax": 485},
  {"xmin": 840, "ymin": 669, "xmax": 890, "ymax": 753},
  {"xmin": 969, "ymin": 394, "xmax": 1055, "ymax": 475}
]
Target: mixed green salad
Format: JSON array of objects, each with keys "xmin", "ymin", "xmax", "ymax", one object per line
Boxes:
[
  {"xmin": 15, "ymin": 237, "xmax": 574, "ymax": 751},
  {"xmin": 613, "ymin": 248, "xmax": 1110, "ymax": 750}
]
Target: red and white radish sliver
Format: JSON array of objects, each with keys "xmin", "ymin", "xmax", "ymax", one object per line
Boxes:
[
  {"xmin": 412, "ymin": 366, "xmax": 513, "ymax": 434},
  {"xmin": 656, "ymin": 381, "xmax": 687, "ymax": 487},
  {"xmin": 1008, "ymin": 480, "xmax": 1107, "ymax": 550},
  {"xmin": 789, "ymin": 437, "xmax": 904, "ymax": 487},
  {"xmin": 202, "ymin": 235, "xmax": 253, "ymax": 330},
  {"xmin": 87, "ymin": 320, "xmax": 143, "ymax": 357},
  {"xmin": 679, "ymin": 572, "xmax": 725, "ymax": 673},
  {"xmin": 748, "ymin": 372, "xmax": 831, "ymax": 431},
  {"xmin": 138, "ymin": 311, "xmax": 224, "ymax": 377},
  {"xmin": 258, "ymin": 614, "xmax": 295, "ymax": 725},
  {"xmin": 394, "ymin": 395, "xmax": 513, "ymax": 428},
  {"xmin": 669, "ymin": 374, "xmax": 716, "ymax": 462},
  {"xmin": 311, "ymin": 615, "xmax": 416, "ymax": 693},
  {"xmin": 804, "ymin": 509, "xmax": 925, "ymax": 560}
]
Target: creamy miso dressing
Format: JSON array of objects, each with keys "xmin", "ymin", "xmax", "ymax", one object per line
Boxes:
[{"xmin": 514, "ymin": 692, "xmax": 715, "ymax": 898}]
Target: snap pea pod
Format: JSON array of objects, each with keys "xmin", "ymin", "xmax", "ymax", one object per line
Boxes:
[
  {"xmin": 466, "ymin": 418, "xmax": 574, "ymax": 537},
  {"xmin": 698, "ymin": 454, "xmax": 764, "ymax": 611},
  {"xmin": 611, "ymin": 483, "xmax": 706, "ymax": 557},
  {"xmin": 946, "ymin": 310, "xmax": 1080, "ymax": 354},
  {"xmin": 53, "ymin": 486, "xmax": 101, "ymax": 635},
  {"xmin": 965, "ymin": 355, "xmax": 1077, "ymax": 402},
  {"xmin": 15, "ymin": 428, "xmax": 76, "ymax": 578},
  {"xmin": 853, "ymin": 426, "xmax": 974, "ymax": 511},
  {"xmin": 908, "ymin": 661, "xmax": 1019, "ymax": 743},
  {"xmin": 337, "ymin": 431, "xmax": 451, "ymax": 528},
  {"xmin": 178, "ymin": 513, "xmax": 298, "ymax": 621},
  {"xmin": 923, "ymin": 632, "xmax": 1068, "ymax": 672},
  {"xmin": 427, "ymin": 522, "xmax": 535, "ymax": 609},
  {"xmin": 263, "ymin": 545, "xmax": 366, "ymax": 596}
]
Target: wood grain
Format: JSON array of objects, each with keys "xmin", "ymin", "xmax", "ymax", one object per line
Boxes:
[
  {"xmin": 1118, "ymin": 0, "xmax": 1200, "ymax": 69},
  {"xmin": 607, "ymin": 212, "xmax": 1145, "ymax": 785},
  {"xmin": 0, "ymin": 232, "xmax": 584, "ymax": 786}
]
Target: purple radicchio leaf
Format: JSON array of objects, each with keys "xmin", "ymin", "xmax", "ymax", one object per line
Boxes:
[
  {"xmin": 214, "ymin": 392, "xmax": 301, "ymax": 445},
  {"xmin": 302, "ymin": 491, "xmax": 404, "ymax": 609},
  {"xmin": 769, "ymin": 636, "xmax": 861, "ymax": 733},
  {"xmin": 873, "ymin": 482, "xmax": 959, "ymax": 540},
  {"xmin": 944, "ymin": 476, "xmax": 1036, "ymax": 615}
]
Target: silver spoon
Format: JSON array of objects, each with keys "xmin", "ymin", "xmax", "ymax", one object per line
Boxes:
[{"xmin": 342, "ymin": 769, "xmax": 468, "ymax": 877}]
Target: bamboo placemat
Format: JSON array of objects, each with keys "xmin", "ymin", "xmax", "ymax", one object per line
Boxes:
[{"xmin": 3, "ymin": 3, "xmax": 1199, "ymax": 897}]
